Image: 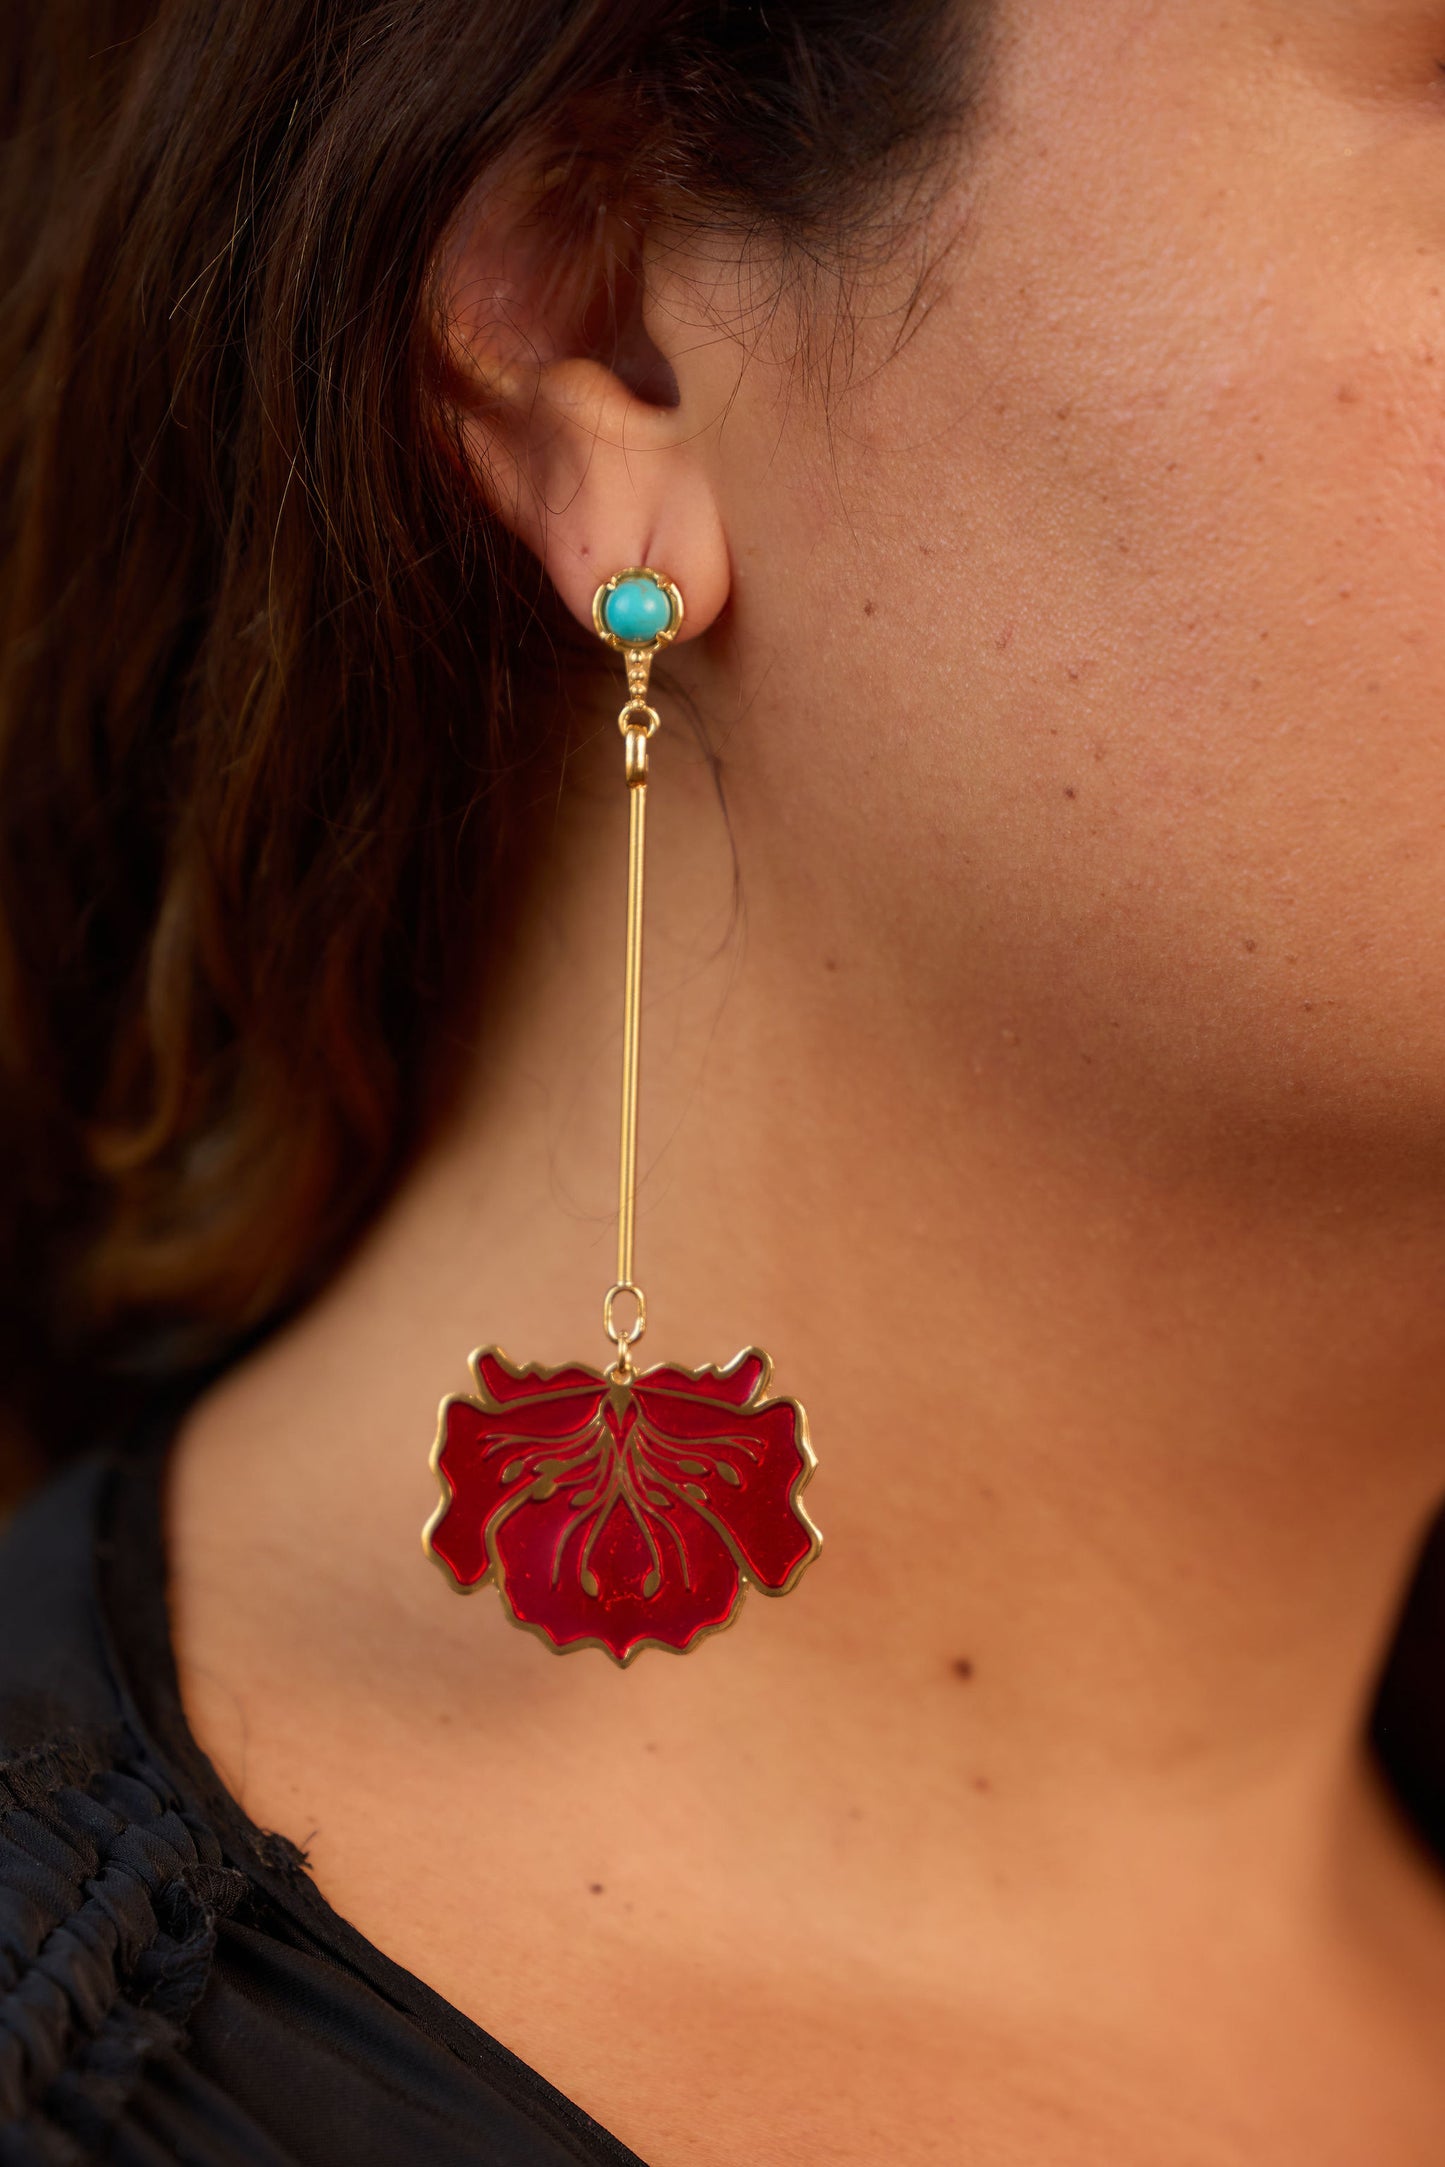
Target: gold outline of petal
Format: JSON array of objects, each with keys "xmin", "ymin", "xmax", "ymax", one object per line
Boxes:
[{"xmin": 422, "ymin": 1344, "xmax": 821, "ymax": 1667}]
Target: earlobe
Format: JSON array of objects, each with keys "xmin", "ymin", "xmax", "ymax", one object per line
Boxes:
[
  {"xmin": 443, "ymin": 211, "xmax": 733, "ymax": 643},
  {"xmin": 474, "ymin": 353, "xmax": 729, "ymax": 639}
]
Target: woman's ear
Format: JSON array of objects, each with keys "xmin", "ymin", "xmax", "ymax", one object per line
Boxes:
[{"xmin": 438, "ymin": 177, "xmax": 735, "ymax": 641}]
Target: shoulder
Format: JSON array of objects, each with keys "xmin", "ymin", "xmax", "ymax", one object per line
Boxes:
[
  {"xmin": 0, "ymin": 1458, "xmax": 252, "ymax": 2161},
  {"xmin": 0, "ymin": 1458, "xmax": 645, "ymax": 2165}
]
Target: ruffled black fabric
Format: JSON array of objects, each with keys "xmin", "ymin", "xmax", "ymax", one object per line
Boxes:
[
  {"xmin": 0, "ymin": 1449, "xmax": 649, "ymax": 2167},
  {"xmin": 0, "ymin": 1733, "xmax": 249, "ymax": 2166}
]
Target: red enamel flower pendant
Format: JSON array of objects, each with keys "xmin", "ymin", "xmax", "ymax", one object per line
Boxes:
[
  {"xmin": 421, "ymin": 569, "xmax": 821, "ymax": 1660},
  {"xmin": 424, "ymin": 1347, "xmax": 820, "ymax": 1664}
]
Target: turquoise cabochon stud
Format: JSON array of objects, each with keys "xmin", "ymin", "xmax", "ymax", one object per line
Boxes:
[{"xmin": 603, "ymin": 573, "xmax": 674, "ymax": 645}]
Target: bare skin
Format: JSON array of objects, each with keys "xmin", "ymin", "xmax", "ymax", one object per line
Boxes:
[{"xmin": 170, "ymin": 4, "xmax": 1445, "ymax": 2159}]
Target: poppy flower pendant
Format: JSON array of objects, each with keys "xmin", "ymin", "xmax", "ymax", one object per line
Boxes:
[
  {"xmin": 425, "ymin": 1346, "xmax": 820, "ymax": 1663},
  {"xmin": 421, "ymin": 572, "xmax": 822, "ymax": 1662}
]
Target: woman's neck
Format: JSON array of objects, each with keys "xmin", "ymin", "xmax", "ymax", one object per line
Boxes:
[{"xmin": 172, "ymin": 702, "xmax": 1445, "ymax": 2009}]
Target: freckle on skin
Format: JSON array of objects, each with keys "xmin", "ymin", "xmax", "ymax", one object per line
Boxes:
[
  {"xmin": 863, "ymin": 599, "xmax": 876, "ymax": 616},
  {"xmin": 973, "ymin": 1777, "xmax": 993, "ymax": 1795},
  {"xmin": 589, "ymin": 1883, "xmax": 605, "ymax": 1896},
  {"xmin": 1064, "ymin": 786, "xmax": 1077, "ymax": 800},
  {"xmin": 953, "ymin": 1658, "xmax": 976, "ymax": 1681}
]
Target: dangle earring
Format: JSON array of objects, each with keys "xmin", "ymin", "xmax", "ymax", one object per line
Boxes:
[{"xmin": 423, "ymin": 568, "xmax": 821, "ymax": 1664}]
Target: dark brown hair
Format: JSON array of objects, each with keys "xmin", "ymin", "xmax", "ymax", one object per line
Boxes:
[{"xmin": 0, "ymin": 0, "xmax": 985, "ymax": 1468}]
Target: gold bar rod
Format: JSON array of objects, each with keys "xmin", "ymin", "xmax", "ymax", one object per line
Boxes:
[{"xmin": 616, "ymin": 765, "xmax": 648, "ymax": 1291}]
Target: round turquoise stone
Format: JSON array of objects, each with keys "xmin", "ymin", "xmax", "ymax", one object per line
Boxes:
[{"xmin": 604, "ymin": 575, "xmax": 672, "ymax": 644}]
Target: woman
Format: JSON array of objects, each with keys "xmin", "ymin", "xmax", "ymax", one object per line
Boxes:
[{"xmin": 4, "ymin": 0, "xmax": 1445, "ymax": 2157}]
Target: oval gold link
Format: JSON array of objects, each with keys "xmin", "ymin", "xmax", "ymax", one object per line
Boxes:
[
  {"xmin": 604, "ymin": 1280, "xmax": 647, "ymax": 1350},
  {"xmin": 624, "ymin": 728, "xmax": 650, "ymax": 788}
]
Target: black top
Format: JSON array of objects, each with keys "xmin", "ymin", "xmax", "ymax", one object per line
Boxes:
[
  {"xmin": 0, "ymin": 1434, "xmax": 647, "ymax": 2167},
  {"xmin": 2, "ymin": 1424, "xmax": 1445, "ymax": 2167}
]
